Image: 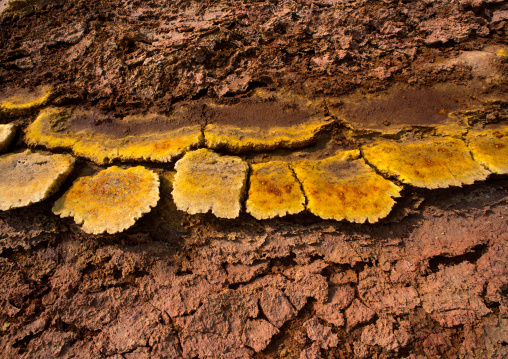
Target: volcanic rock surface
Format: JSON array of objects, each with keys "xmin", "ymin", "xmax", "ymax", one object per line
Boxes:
[{"xmin": 1, "ymin": 0, "xmax": 508, "ymax": 358}]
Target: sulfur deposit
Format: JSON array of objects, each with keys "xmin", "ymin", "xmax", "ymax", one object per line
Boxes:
[
  {"xmin": 467, "ymin": 126, "xmax": 508, "ymax": 174},
  {"xmin": 292, "ymin": 150, "xmax": 402, "ymax": 223},
  {"xmin": 172, "ymin": 149, "xmax": 249, "ymax": 219},
  {"xmin": 0, "ymin": 86, "xmax": 52, "ymax": 117},
  {"xmin": 362, "ymin": 137, "xmax": 490, "ymax": 189},
  {"xmin": 25, "ymin": 107, "xmax": 203, "ymax": 164},
  {"xmin": 0, "ymin": 123, "xmax": 16, "ymax": 153},
  {"xmin": 53, "ymin": 166, "xmax": 160, "ymax": 234},
  {"xmin": 246, "ymin": 161, "xmax": 305, "ymax": 220},
  {"xmin": 0, "ymin": 150, "xmax": 74, "ymax": 210},
  {"xmin": 203, "ymin": 90, "xmax": 333, "ymax": 152}
]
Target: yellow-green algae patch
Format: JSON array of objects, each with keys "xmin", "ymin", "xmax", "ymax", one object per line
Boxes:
[
  {"xmin": 362, "ymin": 137, "xmax": 490, "ymax": 189},
  {"xmin": 172, "ymin": 149, "xmax": 249, "ymax": 219},
  {"xmin": 0, "ymin": 150, "xmax": 74, "ymax": 210},
  {"xmin": 0, "ymin": 123, "xmax": 16, "ymax": 153},
  {"xmin": 292, "ymin": 150, "xmax": 402, "ymax": 224},
  {"xmin": 0, "ymin": 86, "xmax": 52, "ymax": 117},
  {"xmin": 246, "ymin": 161, "xmax": 305, "ymax": 220},
  {"xmin": 53, "ymin": 166, "xmax": 160, "ymax": 234},
  {"xmin": 25, "ymin": 107, "xmax": 203, "ymax": 164},
  {"xmin": 467, "ymin": 126, "xmax": 508, "ymax": 174},
  {"xmin": 204, "ymin": 89, "xmax": 334, "ymax": 152}
]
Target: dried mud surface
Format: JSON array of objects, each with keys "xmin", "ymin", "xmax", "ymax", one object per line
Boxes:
[{"xmin": 1, "ymin": 0, "xmax": 508, "ymax": 358}]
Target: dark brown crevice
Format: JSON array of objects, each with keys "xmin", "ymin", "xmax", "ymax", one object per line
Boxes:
[{"xmin": 427, "ymin": 243, "xmax": 488, "ymax": 273}]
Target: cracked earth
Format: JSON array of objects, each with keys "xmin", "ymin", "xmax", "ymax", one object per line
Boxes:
[{"xmin": 1, "ymin": 0, "xmax": 508, "ymax": 358}]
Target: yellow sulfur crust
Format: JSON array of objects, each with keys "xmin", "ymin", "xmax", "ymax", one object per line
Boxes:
[
  {"xmin": 292, "ymin": 150, "xmax": 402, "ymax": 223},
  {"xmin": 204, "ymin": 118, "xmax": 334, "ymax": 152},
  {"xmin": 0, "ymin": 150, "xmax": 74, "ymax": 210},
  {"xmin": 25, "ymin": 107, "xmax": 203, "ymax": 164},
  {"xmin": 172, "ymin": 149, "xmax": 249, "ymax": 219},
  {"xmin": 362, "ymin": 137, "xmax": 491, "ymax": 189},
  {"xmin": 0, "ymin": 86, "xmax": 52, "ymax": 116},
  {"xmin": 53, "ymin": 166, "xmax": 160, "ymax": 234},
  {"xmin": 467, "ymin": 126, "xmax": 508, "ymax": 174},
  {"xmin": 246, "ymin": 161, "xmax": 305, "ymax": 220},
  {"xmin": 0, "ymin": 123, "xmax": 16, "ymax": 153}
]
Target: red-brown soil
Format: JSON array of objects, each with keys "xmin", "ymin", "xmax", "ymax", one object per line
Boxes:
[{"xmin": 1, "ymin": 0, "xmax": 508, "ymax": 358}]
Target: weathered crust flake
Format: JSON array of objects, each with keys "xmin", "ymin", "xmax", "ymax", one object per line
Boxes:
[
  {"xmin": 25, "ymin": 107, "xmax": 203, "ymax": 164},
  {"xmin": 467, "ymin": 126, "xmax": 508, "ymax": 174},
  {"xmin": 246, "ymin": 161, "xmax": 305, "ymax": 220},
  {"xmin": 292, "ymin": 150, "xmax": 402, "ymax": 223},
  {"xmin": 53, "ymin": 166, "xmax": 160, "ymax": 234},
  {"xmin": 0, "ymin": 150, "xmax": 74, "ymax": 210},
  {"xmin": 362, "ymin": 137, "xmax": 491, "ymax": 189},
  {"xmin": 172, "ymin": 149, "xmax": 249, "ymax": 219}
]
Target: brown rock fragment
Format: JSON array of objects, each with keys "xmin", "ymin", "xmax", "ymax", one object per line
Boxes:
[
  {"xmin": 361, "ymin": 317, "xmax": 410, "ymax": 352},
  {"xmin": 241, "ymin": 319, "xmax": 279, "ymax": 352},
  {"xmin": 315, "ymin": 285, "xmax": 355, "ymax": 327},
  {"xmin": 285, "ymin": 273, "xmax": 328, "ymax": 311},
  {"xmin": 419, "ymin": 262, "xmax": 490, "ymax": 327},
  {"xmin": 300, "ymin": 343, "xmax": 322, "ymax": 359},
  {"xmin": 179, "ymin": 290, "xmax": 259, "ymax": 358},
  {"xmin": 260, "ymin": 287, "xmax": 297, "ymax": 328},
  {"xmin": 358, "ymin": 267, "xmax": 420, "ymax": 316},
  {"xmin": 303, "ymin": 317, "xmax": 339, "ymax": 350},
  {"xmin": 345, "ymin": 299, "xmax": 376, "ymax": 331}
]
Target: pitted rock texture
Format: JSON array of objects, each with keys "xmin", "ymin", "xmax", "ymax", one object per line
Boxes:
[
  {"xmin": 293, "ymin": 150, "xmax": 402, "ymax": 223},
  {"xmin": 53, "ymin": 166, "xmax": 160, "ymax": 234},
  {"xmin": 246, "ymin": 161, "xmax": 306, "ymax": 220},
  {"xmin": 0, "ymin": 150, "xmax": 74, "ymax": 210},
  {"xmin": 172, "ymin": 149, "xmax": 249, "ymax": 219},
  {"xmin": 362, "ymin": 137, "xmax": 491, "ymax": 189},
  {"xmin": 25, "ymin": 107, "xmax": 204, "ymax": 164},
  {"xmin": 0, "ymin": 123, "xmax": 16, "ymax": 152}
]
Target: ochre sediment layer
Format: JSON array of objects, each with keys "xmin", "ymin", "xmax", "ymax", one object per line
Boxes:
[
  {"xmin": 0, "ymin": 123, "xmax": 16, "ymax": 153},
  {"xmin": 246, "ymin": 161, "xmax": 305, "ymax": 220},
  {"xmin": 0, "ymin": 86, "xmax": 52, "ymax": 117},
  {"xmin": 53, "ymin": 166, "xmax": 160, "ymax": 234},
  {"xmin": 172, "ymin": 149, "xmax": 249, "ymax": 219},
  {"xmin": 0, "ymin": 150, "xmax": 74, "ymax": 210},
  {"xmin": 292, "ymin": 150, "xmax": 402, "ymax": 224},
  {"xmin": 362, "ymin": 137, "xmax": 491, "ymax": 189},
  {"xmin": 467, "ymin": 126, "xmax": 508, "ymax": 174},
  {"xmin": 25, "ymin": 107, "xmax": 203, "ymax": 164}
]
